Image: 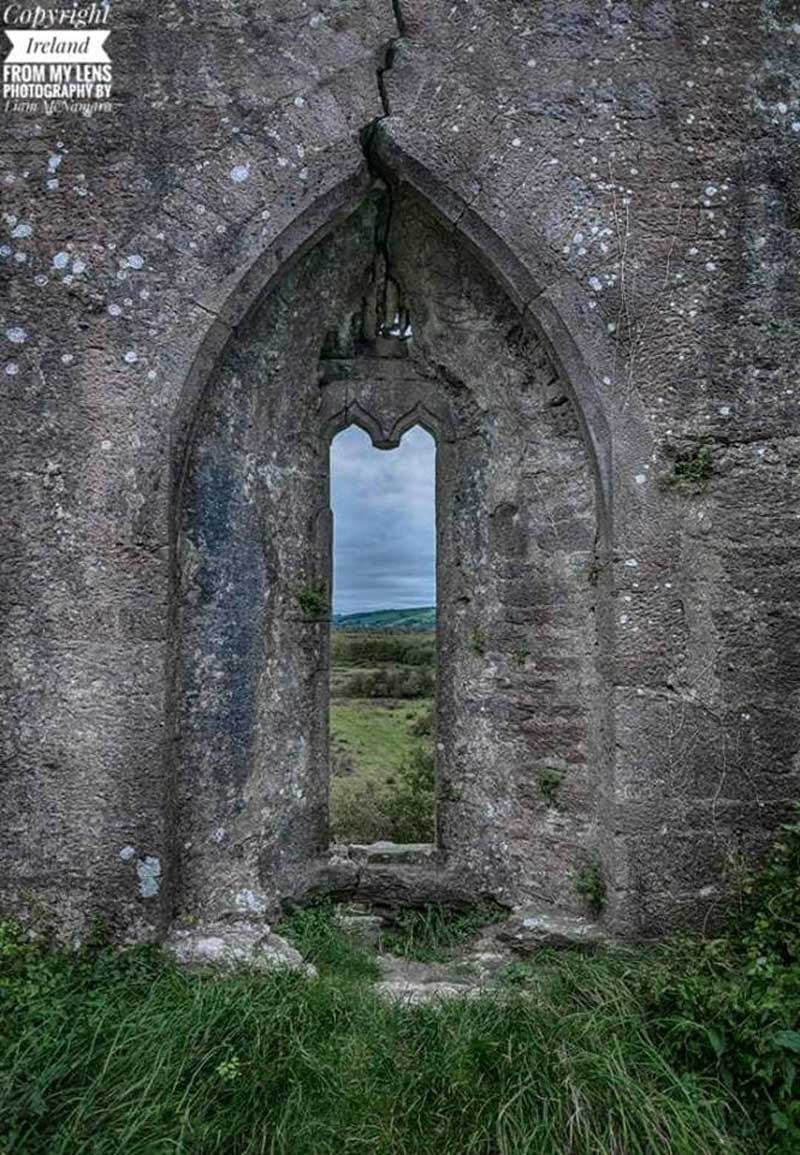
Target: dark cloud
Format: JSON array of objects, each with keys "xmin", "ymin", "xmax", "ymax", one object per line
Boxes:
[{"xmin": 330, "ymin": 425, "xmax": 436, "ymax": 614}]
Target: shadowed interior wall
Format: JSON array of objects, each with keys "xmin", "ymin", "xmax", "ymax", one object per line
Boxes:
[
  {"xmin": 175, "ymin": 200, "xmax": 380, "ymax": 918},
  {"xmin": 389, "ymin": 192, "xmax": 603, "ymax": 908}
]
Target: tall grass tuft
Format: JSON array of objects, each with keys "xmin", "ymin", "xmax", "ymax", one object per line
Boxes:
[{"xmin": 379, "ymin": 903, "xmax": 498, "ymax": 962}]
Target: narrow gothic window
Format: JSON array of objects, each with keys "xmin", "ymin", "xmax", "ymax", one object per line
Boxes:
[{"xmin": 328, "ymin": 425, "xmax": 437, "ymax": 846}]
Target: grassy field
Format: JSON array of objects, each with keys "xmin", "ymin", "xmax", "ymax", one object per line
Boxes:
[
  {"xmin": 329, "ymin": 629, "xmax": 435, "ymax": 843},
  {"xmin": 330, "ymin": 699, "xmax": 431, "ymax": 781}
]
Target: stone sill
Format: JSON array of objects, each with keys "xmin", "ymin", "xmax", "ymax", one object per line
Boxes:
[{"xmin": 310, "ymin": 842, "xmax": 483, "ymax": 908}]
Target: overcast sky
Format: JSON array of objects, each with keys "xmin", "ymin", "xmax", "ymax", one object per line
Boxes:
[{"xmin": 330, "ymin": 425, "xmax": 436, "ymax": 615}]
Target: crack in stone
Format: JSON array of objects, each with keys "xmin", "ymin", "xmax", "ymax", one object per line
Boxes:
[
  {"xmin": 358, "ymin": 141, "xmax": 403, "ymax": 342},
  {"xmin": 351, "ymin": 3, "xmax": 410, "ymax": 336},
  {"xmin": 390, "ymin": 0, "xmax": 406, "ymax": 37},
  {"xmin": 376, "ymin": 0, "xmax": 405, "ymax": 117},
  {"xmin": 376, "ymin": 44, "xmax": 394, "ymax": 117}
]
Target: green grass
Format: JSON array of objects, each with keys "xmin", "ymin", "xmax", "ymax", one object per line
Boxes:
[
  {"xmin": 281, "ymin": 903, "xmax": 381, "ymax": 983},
  {"xmin": 330, "ymin": 699, "xmax": 431, "ymax": 782},
  {"xmin": 5, "ymin": 824, "xmax": 800, "ymax": 1155},
  {"xmin": 379, "ymin": 903, "xmax": 499, "ymax": 962},
  {"xmin": 330, "ymin": 737, "xmax": 435, "ymax": 844},
  {"xmin": 0, "ymin": 920, "xmax": 760, "ymax": 1155},
  {"xmin": 3, "ymin": 807, "xmax": 798, "ymax": 1155}
]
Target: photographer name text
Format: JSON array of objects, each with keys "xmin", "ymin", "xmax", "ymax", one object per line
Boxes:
[{"xmin": 3, "ymin": 2, "xmax": 113, "ymax": 114}]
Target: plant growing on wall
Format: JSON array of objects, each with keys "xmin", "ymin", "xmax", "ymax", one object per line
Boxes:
[
  {"xmin": 537, "ymin": 767, "xmax": 564, "ymax": 809},
  {"xmin": 662, "ymin": 440, "xmax": 715, "ymax": 493},
  {"xmin": 576, "ymin": 855, "xmax": 607, "ymax": 915},
  {"xmin": 294, "ymin": 580, "xmax": 328, "ymax": 617},
  {"xmin": 468, "ymin": 626, "xmax": 487, "ymax": 657}
]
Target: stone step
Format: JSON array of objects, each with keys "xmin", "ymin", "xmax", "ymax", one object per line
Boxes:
[
  {"xmin": 335, "ymin": 912, "xmax": 384, "ymax": 947},
  {"xmin": 497, "ymin": 907, "xmax": 610, "ymax": 953}
]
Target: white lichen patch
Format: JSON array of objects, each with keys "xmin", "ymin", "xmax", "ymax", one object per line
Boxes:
[
  {"xmin": 235, "ymin": 889, "xmax": 268, "ymax": 915},
  {"xmin": 52, "ymin": 251, "xmax": 69, "ymax": 269},
  {"xmin": 5, "ymin": 327, "xmax": 27, "ymax": 344},
  {"xmin": 230, "ymin": 163, "xmax": 250, "ymax": 183},
  {"xmin": 119, "ymin": 845, "xmax": 136, "ymax": 861},
  {"xmin": 136, "ymin": 855, "xmax": 161, "ymax": 898}
]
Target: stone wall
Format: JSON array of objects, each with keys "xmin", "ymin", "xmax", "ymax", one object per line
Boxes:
[{"xmin": 1, "ymin": 0, "xmax": 798, "ymax": 940}]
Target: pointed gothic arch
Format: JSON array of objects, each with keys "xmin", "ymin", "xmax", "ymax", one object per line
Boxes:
[{"xmin": 165, "ymin": 133, "xmax": 649, "ymax": 926}]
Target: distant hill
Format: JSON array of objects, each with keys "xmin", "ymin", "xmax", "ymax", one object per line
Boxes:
[{"xmin": 333, "ymin": 607, "xmax": 436, "ymax": 632}]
